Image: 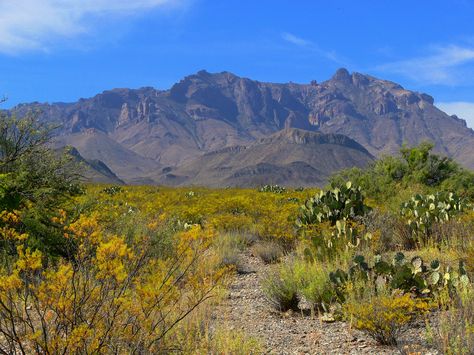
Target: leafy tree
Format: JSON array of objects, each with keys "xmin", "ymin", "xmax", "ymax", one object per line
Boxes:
[
  {"xmin": 0, "ymin": 108, "xmax": 82, "ymax": 257},
  {"xmin": 400, "ymin": 142, "xmax": 458, "ymax": 186}
]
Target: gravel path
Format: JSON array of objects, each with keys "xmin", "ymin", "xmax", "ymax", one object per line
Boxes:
[{"xmin": 212, "ymin": 251, "xmax": 437, "ymax": 355}]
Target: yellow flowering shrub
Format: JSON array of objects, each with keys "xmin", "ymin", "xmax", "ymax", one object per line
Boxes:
[
  {"xmin": 0, "ymin": 210, "xmax": 226, "ymax": 353},
  {"xmin": 344, "ymin": 291, "xmax": 430, "ymax": 345}
]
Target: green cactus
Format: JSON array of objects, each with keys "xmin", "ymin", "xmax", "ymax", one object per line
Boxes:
[
  {"xmin": 102, "ymin": 185, "xmax": 123, "ymax": 195},
  {"xmin": 296, "ymin": 181, "xmax": 371, "ymax": 227},
  {"xmin": 329, "ymin": 253, "xmax": 471, "ymax": 299},
  {"xmin": 258, "ymin": 184, "xmax": 286, "ymax": 193},
  {"xmin": 185, "ymin": 191, "xmax": 196, "ymax": 198},
  {"xmin": 400, "ymin": 192, "xmax": 468, "ymax": 243}
]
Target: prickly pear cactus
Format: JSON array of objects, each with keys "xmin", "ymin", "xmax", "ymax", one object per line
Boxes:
[
  {"xmin": 330, "ymin": 253, "xmax": 471, "ymax": 298},
  {"xmin": 400, "ymin": 192, "xmax": 467, "ymax": 239},
  {"xmin": 259, "ymin": 184, "xmax": 286, "ymax": 193},
  {"xmin": 296, "ymin": 181, "xmax": 371, "ymax": 227}
]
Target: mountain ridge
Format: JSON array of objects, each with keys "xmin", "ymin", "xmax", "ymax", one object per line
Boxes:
[{"xmin": 8, "ymin": 68, "xmax": 474, "ymax": 185}]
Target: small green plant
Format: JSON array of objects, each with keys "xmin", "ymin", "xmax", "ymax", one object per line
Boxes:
[
  {"xmin": 262, "ymin": 262, "xmax": 299, "ymax": 312},
  {"xmin": 209, "ymin": 328, "xmax": 264, "ymax": 354},
  {"xmin": 294, "ymin": 258, "xmax": 336, "ymax": 311},
  {"xmin": 213, "ymin": 232, "xmax": 250, "ymax": 269},
  {"xmin": 258, "ymin": 184, "xmax": 286, "ymax": 193}
]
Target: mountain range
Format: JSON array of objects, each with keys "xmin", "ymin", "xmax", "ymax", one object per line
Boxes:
[{"xmin": 10, "ymin": 68, "xmax": 474, "ymax": 186}]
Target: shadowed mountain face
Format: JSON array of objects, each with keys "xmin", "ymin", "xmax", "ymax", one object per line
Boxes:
[
  {"xmin": 65, "ymin": 147, "xmax": 124, "ymax": 185},
  {"xmin": 10, "ymin": 69, "xmax": 474, "ymax": 185},
  {"xmin": 158, "ymin": 129, "xmax": 373, "ymax": 187}
]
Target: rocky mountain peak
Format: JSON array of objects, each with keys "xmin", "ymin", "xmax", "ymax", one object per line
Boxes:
[{"xmin": 331, "ymin": 68, "xmax": 352, "ymax": 83}]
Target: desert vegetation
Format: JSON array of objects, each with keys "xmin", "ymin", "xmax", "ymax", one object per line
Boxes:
[{"xmin": 1, "ymin": 113, "xmax": 474, "ymax": 354}]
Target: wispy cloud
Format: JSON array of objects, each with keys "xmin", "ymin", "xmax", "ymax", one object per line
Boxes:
[
  {"xmin": 376, "ymin": 45, "xmax": 474, "ymax": 85},
  {"xmin": 0, "ymin": 0, "xmax": 183, "ymax": 54},
  {"xmin": 437, "ymin": 101, "xmax": 474, "ymax": 129},
  {"xmin": 281, "ymin": 32, "xmax": 345, "ymax": 65},
  {"xmin": 281, "ymin": 32, "xmax": 311, "ymax": 47}
]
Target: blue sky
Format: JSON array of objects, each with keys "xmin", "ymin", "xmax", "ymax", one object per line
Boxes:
[{"xmin": 1, "ymin": 0, "xmax": 474, "ymax": 127}]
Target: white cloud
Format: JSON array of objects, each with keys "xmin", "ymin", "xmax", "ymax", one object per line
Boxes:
[
  {"xmin": 281, "ymin": 32, "xmax": 345, "ymax": 65},
  {"xmin": 437, "ymin": 102, "xmax": 474, "ymax": 129},
  {"xmin": 376, "ymin": 45, "xmax": 474, "ymax": 85},
  {"xmin": 0, "ymin": 0, "xmax": 181, "ymax": 54},
  {"xmin": 281, "ymin": 32, "xmax": 311, "ymax": 47}
]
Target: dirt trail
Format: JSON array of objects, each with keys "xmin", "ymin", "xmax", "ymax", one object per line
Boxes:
[{"xmin": 212, "ymin": 251, "xmax": 435, "ymax": 355}]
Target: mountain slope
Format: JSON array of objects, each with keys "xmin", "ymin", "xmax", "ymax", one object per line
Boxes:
[
  {"xmin": 157, "ymin": 129, "xmax": 373, "ymax": 187},
  {"xmin": 66, "ymin": 147, "xmax": 124, "ymax": 184},
  {"xmin": 53, "ymin": 129, "xmax": 160, "ymax": 183}
]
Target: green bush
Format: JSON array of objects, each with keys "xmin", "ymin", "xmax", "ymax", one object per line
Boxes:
[
  {"xmin": 294, "ymin": 258, "xmax": 336, "ymax": 311},
  {"xmin": 0, "ymin": 112, "xmax": 82, "ymax": 258},
  {"xmin": 329, "ymin": 142, "xmax": 474, "ymax": 202},
  {"xmin": 252, "ymin": 241, "xmax": 284, "ymax": 264},
  {"xmin": 262, "ymin": 261, "xmax": 299, "ymax": 311}
]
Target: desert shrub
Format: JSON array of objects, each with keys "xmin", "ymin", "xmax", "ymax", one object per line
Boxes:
[
  {"xmin": 465, "ymin": 239, "xmax": 474, "ymax": 276},
  {"xmin": 168, "ymin": 298, "xmax": 263, "ymax": 354},
  {"xmin": 213, "ymin": 232, "xmax": 250, "ymax": 269},
  {"xmin": 440, "ymin": 169, "xmax": 474, "ymax": 199},
  {"xmin": 293, "ymin": 258, "xmax": 336, "ymax": 311},
  {"xmin": 356, "ymin": 209, "xmax": 407, "ymax": 252},
  {"xmin": 427, "ymin": 289, "xmax": 474, "ymax": 354},
  {"xmin": 429, "ymin": 216, "xmax": 474, "ymax": 251},
  {"xmin": 252, "ymin": 241, "xmax": 284, "ymax": 264},
  {"xmin": 262, "ymin": 261, "xmax": 299, "ymax": 311},
  {"xmin": 400, "ymin": 142, "xmax": 458, "ymax": 186},
  {"xmin": 344, "ymin": 291, "xmax": 430, "ymax": 345},
  {"xmin": 0, "ymin": 220, "xmax": 224, "ymax": 354},
  {"xmin": 209, "ymin": 213, "xmax": 255, "ymax": 233},
  {"xmin": 0, "ymin": 112, "xmax": 82, "ymax": 259},
  {"xmin": 256, "ymin": 199, "xmax": 298, "ymax": 241}
]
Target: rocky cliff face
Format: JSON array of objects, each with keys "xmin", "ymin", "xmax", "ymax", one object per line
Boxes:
[{"xmin": 10, "ymin": 69, "xmax": 474, "ymax": 184}]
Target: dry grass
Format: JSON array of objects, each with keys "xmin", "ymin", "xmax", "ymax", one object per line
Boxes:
[
  {"xmin": 252, "ymin": 241, "xmax": 284, "ymax": 264},
  {"xmin": 427, "ymin": 290, "xmax": 474, "ymax": 354}
]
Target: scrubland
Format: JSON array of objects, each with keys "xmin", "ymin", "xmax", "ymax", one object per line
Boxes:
[{"xmin": 1, "ymin": 112, "xmax": 474, "ymax": 354}]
